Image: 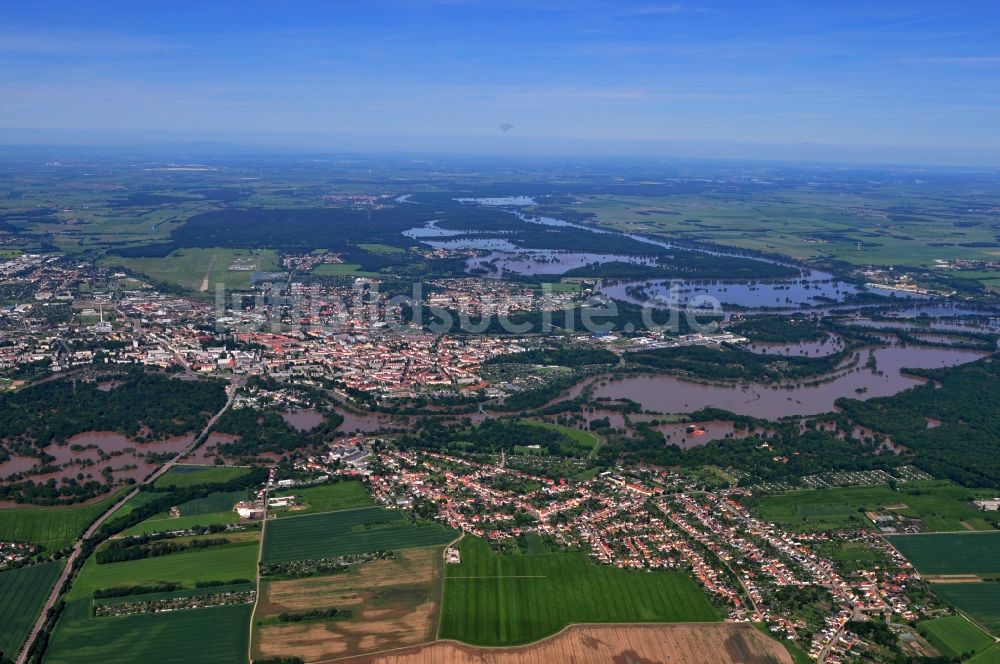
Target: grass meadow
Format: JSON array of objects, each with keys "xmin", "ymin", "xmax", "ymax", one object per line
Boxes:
[
  {"xmin": 0, "ymin": 491, "xmax": 127, "ymax": 551},
  {"xmin": 918, "ymin": 615, "xmax": 995, "ymax": 659},
  {"xmin": 756, "ymin": 481, "xmax": 996, "ymax": 532}
]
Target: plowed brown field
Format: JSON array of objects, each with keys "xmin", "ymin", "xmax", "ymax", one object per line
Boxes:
[
  {"xmin": 329, "ymin": 623, "xmax": 793, "ymax": 664},
  {"xmin": 255, "ymin": 546, "xmax": 446, "ymax": 662}
]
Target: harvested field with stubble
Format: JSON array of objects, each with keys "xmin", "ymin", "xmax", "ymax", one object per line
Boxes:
[
  {"xmin": 255, "ymin": 546, "xmax": 446, "ymax": 662},
  {"xmin": 332, "ymin": 623, "xmax": 793, "ymax": 664}
]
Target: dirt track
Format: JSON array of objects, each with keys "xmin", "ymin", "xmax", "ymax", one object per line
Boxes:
[{"xmin": 327, "ymin": 623, "xmax": 793, "ymax": 664}]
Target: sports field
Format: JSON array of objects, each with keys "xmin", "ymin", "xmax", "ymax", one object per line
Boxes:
[
  {"xmin": 932, "ymin": 583, "xmax": 1000, "ymax": 635},
  {"xmin": 0, "ymin": 562, "xmax": 62, "ymax": 658},
  {"xmin": 261, "ymin": 507, "xmax": 456, "ymax": 563},
  {"xmin": 757, "ymin": 482, "xmax": 997, "ymax": 532},
  {"xmin": 917, "ymin": 616, "xmax": 995, "ymax": 659},
  {"xmin": 0, "ymin": 491, "xmax": 125, "ymax": 551},
  {"xmin": 438, "ymin": 536, "xmax": 719, "ymax": 646},
  {"xmin": 270, "ymin": 480, "xmax": 374, "ymax": 517},
  {"xmin": 887, "ymin": 532, "xmax": 1000, "ymax": 576},
  {"xmin": 153, "ymin": 464, "xmax": 251, "ymax": 489}
]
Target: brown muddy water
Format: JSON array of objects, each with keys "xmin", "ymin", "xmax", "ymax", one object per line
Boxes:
[
  {"xmin": 281, "ymin": 409, "xmax": 326, "ymax": 431},
  {"xmin": 580, "ymin": 345, "xmax": 986, "ymax": 419},
  {"xmin": 0, "ymin": 431, "xmax": 195, "ymax": 486}
]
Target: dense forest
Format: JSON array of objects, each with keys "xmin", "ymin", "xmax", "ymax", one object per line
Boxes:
[
  {"xmin": 212, "ymin": 407, "xmax": 344, "ymax": 459},
  {"xmin": 597, "ymin": 420, "xmax": 900, "ymax": 485},
  {"xmin": 401, "ymin": 418, "xmax": 589, "ymax": 458},
  {"xmin": 0, "ymin": 373, "xmax": 226, "ymax": 448},
  {"xmin": 626, "ymin": 343, "xmax": 851, "ymax": 382},
  {"xmin": 837, "ymin": 357, "xmax": 1000, "ymax": 488},
  {"xmin": 487, "ymin": 345, "xmax": 618, "ymax": 367},
  {"xmin": 729, "ymin": 316, "xmax": 826, "ymax": 343}
]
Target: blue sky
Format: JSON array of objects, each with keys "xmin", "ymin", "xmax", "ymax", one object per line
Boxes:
[{"xmin": 1, "ymin": 0, "xmax": 999, "ymax": 164}]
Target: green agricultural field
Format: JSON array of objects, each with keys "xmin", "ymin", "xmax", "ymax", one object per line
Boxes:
[
  {"xmin": 439, "ymin": 536, "xmax": 719, "ymax": 646},
  {"xmin": 46, "ymin": 602, "xmax": 252, "ymax": 664},
  {"xmin": 74, "ymin": 540, "xmax": 259, "ymax": 594},
  {"xmin": 0, "ymin": 561, "xmax": 62, "ymax": 658},
  {"xmin": 0, "ymin": 491, "xmax": 126, "ymax": 551},
  {"xmin": 122, "ymin": 510, "xmax": 239, "ymax": 536},
  {"xmin": 756, "ymin": 481, "xmax": 996, "ymax": 532},
  {"xmin": 262, "ymin": 507, "xmax": 456, "ymax": 563},
  {"xmin": 888, "ymin": 532, "xmax": 1000, "ymax": 576},
  {"xmin": 312, "ymin": 262, "xmax": 378, "ymax": 276},
  {"xmin": 153, "ymin": 464, "xmax": 251, "ymax": 489},
  {"xmin": 47, "ymin": 528, "xmax": 259, "ymax": 664},
  {"xmin": 917, "ymin": 615, "xmax": 995, "ymax": 659},
  {"xmin": 536, "ymin": 281, "xmax": 582, "ymax": 293},
  {"xmin": 968, "ymin": 645, "xmax": 1000, "ymax": 664},
  {"xmin": 571, "ymin": 192, "xmax": 1000, "ymax": 278},
  {"xmin": 176, "ymin": 490, "xmax": 247, "ymax": 516},
  {"xmin": 522, "ymin": 420, "xmax": 600, "ymax": 449},
  {"xmin": 271, "ymin": 480, "xmax": 374, "ymax": 517},
  {"xmin": 357, "ymin": 242, "xmax": 405, "ymax": 254},
  {"xmin": 113, "ymin": 491, "xmax": 163, "ymax": 519},
  {"xmin": 931, "ymin": 584, "xmax": 1000, "ymax": 635}
]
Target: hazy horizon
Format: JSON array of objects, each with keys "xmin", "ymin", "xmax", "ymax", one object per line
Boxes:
[{"xmin": 2, "ymin": 0, "xmax": 1000, "ymax": 166}]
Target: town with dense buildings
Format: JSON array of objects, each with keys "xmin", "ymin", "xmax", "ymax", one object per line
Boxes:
[{"xmin": 3, "ymin": 208, "xmax": 1000, "ymax": 664}]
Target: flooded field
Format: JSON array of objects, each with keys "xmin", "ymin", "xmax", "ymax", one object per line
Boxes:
[
  {"xmin": 602, "ymin": 274, "xmax": 859, "ymax": 309},
  {"xmin": 280, "ymin": 409, "xmax": 326, "ymax": 431},
  {"xmin": 0, "ymin": 431, "xmax": 196, "ymax": 487},
  {"xmin": 742, "ymin": 335, "xmax": 845, "ymax": 357},
  {"xmin": 582, "ymin": 345, "xmax": 986, "ymax": 419},
  {"xmin": 655, "ymin": 420, "xmax": 769, "ymax": 448},
  {"xmin": 468, "ymin": 250, "xmax": 656, "ymax": 276}
]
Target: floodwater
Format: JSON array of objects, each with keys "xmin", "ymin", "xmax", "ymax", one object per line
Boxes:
[
  {"xmin": 579, "ymin": 345, "xmax": 986, "ymax": 419},
  {"xmin": 410, "ymin": 197, "xmax": 879, "ymax": 311},
  {"xmin": 741, "ymin": 336, "xmax": 845, "ymax": 357},
  {"xmin": 281, "ymin": 409, "xmax": 326, "ymax": 431},
  {"xmin": 334, "ymin": 407, "xmax": 392, "ymax": 433},
  {"xmin": 655, "ymin": 420, "xmax": 769, "ymax": 449},
  {"xmin": 402, "ymin": 220, "xmax": 464, "ymax": 239},
  {"xmin": 601, "ymin": 276, "xmax": 858, "ymax": 310},
  {"xmin": 0, "ymin": 431, "xmax": 196, "ymax": 486},
  {"xmin": 468, "ymin": 250, "xmax": 656, "ymax": 276},
  {"xmin": 425, "ymin": 238, "xmax": 519, "ymax": 251},
  {"xmin": 455, "ymin": 196, "xmax": 537, "ymax": 206}
]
